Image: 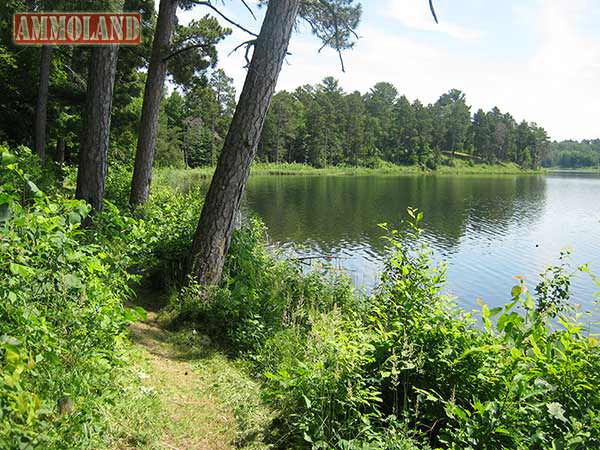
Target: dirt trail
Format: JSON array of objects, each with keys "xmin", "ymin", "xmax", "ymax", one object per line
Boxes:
[{"xmin": 129, "ymin": 315, "xmax": 235, "ymax": 450}]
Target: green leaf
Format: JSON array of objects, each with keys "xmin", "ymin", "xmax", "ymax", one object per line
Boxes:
[
  {"xmin": 26, "ymin": 180, "xmax": 42, "ymax": 197},
  {"xmin": 9, "ymin": 263, "xmax": 35, "ymax": 278},
  {"xmin": 1, "ymin": 151, "xmax": 16, "ymax": 165},
  {"xmin": 67, "ymin": 211, "xmax": 81, "ymax": 225},
  {"xmin": 302, "ymin": 394, "xmax": 312, "ymax": 409},
  {"xmin": 64, "ymin": 273, "xmax": 83, "ymax": 289},
  {"xmin": 511, "ymin": 285, "xmax": 523, "ymax": 298}
]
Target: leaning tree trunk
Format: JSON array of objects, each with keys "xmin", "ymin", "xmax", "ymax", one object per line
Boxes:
[
  {"xmin": 34, "ymin": 45, "xmax": 53, "ymax": 163},
  {"xmin": 190, "ymin": 0, "xmax": 301, "ymax": 285},
  {"xmin": 130, "ymin": 0, "xmax": 179, "ymax": 205},
  {"xmin": 75, "ymin": 45, "xmax": 119, "ymax": 212}
]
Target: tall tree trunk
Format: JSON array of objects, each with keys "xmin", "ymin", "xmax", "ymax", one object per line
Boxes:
[
  {"xmin": 190, "ymin": 0, "xmax": 301, "ymax": 285},
  {"xmin": 34, "ymin": 45, "xmax": 53, "ymax": 163},
  {"xmin": 130, "ymin": 0, "xmax": 179, "ymax": 205},
  {"xmin": 75, "ymin": 45, "xmax": 119, "ymax": 212},
  {"xmin": 55, "ymin": 137, "xmax": 65, "ymax": 164}
]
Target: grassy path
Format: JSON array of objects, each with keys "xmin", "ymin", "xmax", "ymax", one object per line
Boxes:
[
  {"xmin": 112, "ymin": 312, "xmax": 271, "ymax": 450},
  {"xmin": 128, "ymin": 315, "xmax": 235, "ymax": 450}
]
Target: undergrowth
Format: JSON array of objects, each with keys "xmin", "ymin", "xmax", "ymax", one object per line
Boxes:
[
  {"xmin": 164, "ymin": 208, "xmax": 600, "ymax": 449},
  {"xmin": 0, "ymin": 146, "xmax": 197, "ymax": 449},
  {"xmin": 2, "ymin": 146, "xmax": 598, "ymax": 449}
]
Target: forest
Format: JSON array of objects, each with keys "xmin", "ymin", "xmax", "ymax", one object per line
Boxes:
[
  {"xmin": 543, "ymin": 140, "xmax": 600, "ymax": 169},
  {"xmin": 1, "ymin": 0, "xmax": 599, "ymax": 449},
  {"xmin": 0, "ymin": 1, "xmax": 588, "ymax": 172}
]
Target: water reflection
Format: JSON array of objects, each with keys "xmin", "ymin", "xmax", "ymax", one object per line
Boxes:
[
  {"xmin": 245, "ymin": 175, "xmax": 546, "ymax": 254},
  {"xmin": 244, "ymin": 174, "xmax": 600, "ymax": 315}
]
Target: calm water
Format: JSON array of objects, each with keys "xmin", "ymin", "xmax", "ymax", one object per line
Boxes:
[{"xmin": 241, "ymin": 173, "xmax": 600, "ymax": 315}]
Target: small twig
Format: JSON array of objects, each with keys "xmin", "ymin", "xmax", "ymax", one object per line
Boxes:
[
  {"xmin": 228, "ymin": 39, "xmax": 256, "ymax": 66},
  {"xmin": 429, "ymin": 0, "xmax": 439, "ymax": 24},
  {"xmin": 239, "ymin": 0, "xmax": 257, "ymax": 20},
  {"xmin": 294, "ymin": 255, "xmax": 349, "ymax": 261},
  {"xmin": 63, "ymin": 63, "xmax": 86, "ymax": 88}
]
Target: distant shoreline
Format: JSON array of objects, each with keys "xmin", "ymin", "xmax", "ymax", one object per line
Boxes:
[
  {"xmin": 156, "ymin": 162, "xmax": 543, "ymax": 186},
  {"xmin": 547, "ymin": 167, "xmax": 600, "ymax": 174}
]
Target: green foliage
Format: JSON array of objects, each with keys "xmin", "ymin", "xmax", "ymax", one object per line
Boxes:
[
  {"xmin": 164, "ymin": 217, "xmax": 357, "ymax": 354},
  {"xmin": 0, "ymin": 147, "xmax": 142, "ymax": 447},
  {"xmin": 168, "ymin": 16, "xmax": 231, "ymax": 90},
  {"xmin": 103, "ymin": 161, "xmax": 202, "ymax": 288},
  {"xmin": 0, "ymin": 148, "xmax": 204, "ymax": 448},
  {"xmin": 266, "ymin": 229, "xmax": 596, "ymax": 449},
  {"xmin": 180, "ymin": 69, "xmax": 237, "ymax": 168},
  {"xmin": 255, "ymin": 79, "xmax": 549, "ymax": 170},
  {"xmin": 2, "ymin": 143, "xmax": 597, "ymax": 449},
  {"xmin": 543, "ymin": 139, "xmax": 600, "ymax": 169},
  {"xmin": 166, "ymin": 201, "xmax": 599, "ymax": 449}
]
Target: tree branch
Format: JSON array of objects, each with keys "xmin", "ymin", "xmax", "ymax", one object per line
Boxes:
[
  {"xmin": 239, "ymin": 0, "xmax": 257, "ymax": 21},
  {"xmin": 317, "ymin": 0, "xmax": 347, "ymax": 73},
  {"xmin": 429, "ymin": 0, "xmax": 439, "ymax": 24},
  {"xmin": 191, "ymin": 1, "xmax": 258, "ymax": 37},
  {"xmin": 163, "ymin": 43, "xmax": 208, "ymax": 62},
  {"xmin": 227, "ymin": 38, "xmax": 256, "ymax": 66}
]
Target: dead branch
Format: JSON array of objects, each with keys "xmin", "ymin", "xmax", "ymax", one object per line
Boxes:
[{"xmin": 228, "ymin": 38, "xmax": 256, "ymax": 66}]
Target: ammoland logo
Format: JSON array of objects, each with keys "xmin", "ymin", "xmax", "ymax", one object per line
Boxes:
[{"xmin": 13, "ymin": 12, "xmax": 141, "ymax": 45}]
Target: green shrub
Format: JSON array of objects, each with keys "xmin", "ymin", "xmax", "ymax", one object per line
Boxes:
[
  {"xmin": 254, "ymin": 209, "xmax": 600, "ymax": 449},
  {"xmin": 0, "ymin": 147, "xmax": 150, "ymax": 448},
  {"xmin": 164, "ymin": 217, "xmax": 358, "ymax": 354}
]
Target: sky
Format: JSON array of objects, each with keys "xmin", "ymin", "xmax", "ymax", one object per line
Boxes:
[{"xmin": 170, "ymin": 0, "xmax": 600, "ymax": 141}]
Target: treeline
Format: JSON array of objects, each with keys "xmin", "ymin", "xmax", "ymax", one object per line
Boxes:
[
  {"xmin": 155, "ymin": 78, "xmax": 554, "ymax": 170},
  {"xmin": 543, "ymin": 139, "xmax": 600, "ymax": 168},
  {"xmin": 154, "ymin": 70, "xmax": 236, "ymax": 168},
  {"xmin": 252, "ymin": 78, "xmax": 552, "ymax": 169}
]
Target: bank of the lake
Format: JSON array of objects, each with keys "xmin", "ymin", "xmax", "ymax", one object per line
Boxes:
[
  {"xmin": 154, "ymin": 167, "xmax": 600, "ymax": 319},
  {"xmin": 3, "ymin": 148, "xmax": 598, "ymax": 450},
  {"xmin": 155, "ymin": 161, "xmax": 541, "ymax": 192}
]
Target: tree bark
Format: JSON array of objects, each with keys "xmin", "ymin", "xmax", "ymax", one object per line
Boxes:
[
  {"xmin": 55, "ymin": 137, "xmax": 65, "ymax": 164},
  {"xmin": 75, "ymin": 45, "xmax": 119, "ymax": 212},
  {"xmin": 190, "ymin": 0, "xmax": 301, "ymax": 285},
  {"xmin": 34, "ymin": 45, "xmax": 53, "ymax": 163},
  {"xmin": 130, "ymin": 0, "xmax": 179, "ymax": 205}
]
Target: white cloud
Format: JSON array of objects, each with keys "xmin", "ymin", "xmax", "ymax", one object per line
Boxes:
[
  {"xmin": 388, "ymin": 0, "xmax": 481, "ymax": 40},
  {"xmin": 517, "ymin": 0, "xmax": 600, "ymax": 138},
  {"xmin": 274, "ymin": 0, "xmax": 600, "ymax": 140},
  {"xmin": 175, "ymin": 0, "xmax": 600, "ymax": 140}
]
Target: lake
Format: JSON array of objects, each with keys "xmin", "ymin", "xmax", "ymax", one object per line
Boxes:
[{"xmin": 241, "ymin": 172, "xmax": 600, "ymax": 316}]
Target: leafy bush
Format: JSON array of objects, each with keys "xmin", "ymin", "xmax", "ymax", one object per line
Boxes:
[
  {"xmin": 164, "ymin": 217, "xmax": 358, "ymax": 354},
  {"xmin": 229, "ymin": 209, "xmax": 600, "ymax": 449},
  {"xmin": 0, "ymin": 147, "xmax": 153, "ymax": 448}
]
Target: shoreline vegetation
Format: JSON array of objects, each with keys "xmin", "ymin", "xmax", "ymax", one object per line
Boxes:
[
  {"xmin": 2, "ymin": 0, "xmax": 599, "ymax": 447},
  {"xmin": 3, "ymin": 147, "xmax": 598, "ymax": 449},
  {"xmin": 548, "ymin": 167, "xmax": 600, "ymax": 173},
  {"xmin": 154, "ymin": 160, "xmax": 545, "ymax": 191}
]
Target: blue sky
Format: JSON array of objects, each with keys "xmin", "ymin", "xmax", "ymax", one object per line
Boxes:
[{"xmin": 173, "ymin": 0, "xmax": 600, "ymax": 141}]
